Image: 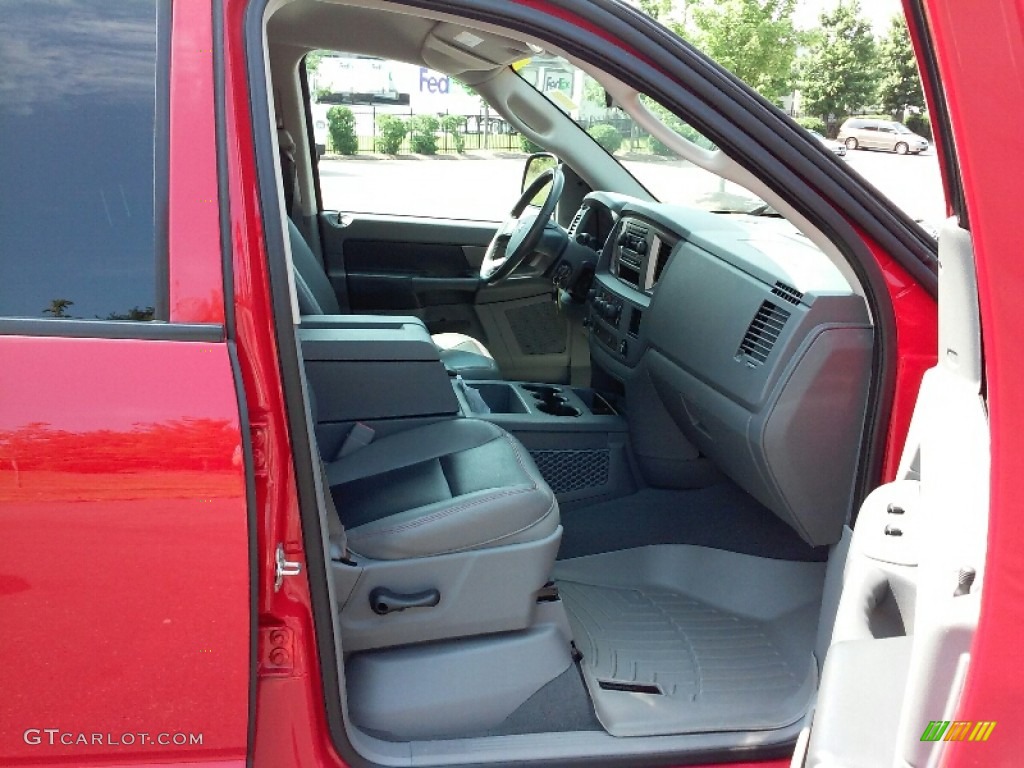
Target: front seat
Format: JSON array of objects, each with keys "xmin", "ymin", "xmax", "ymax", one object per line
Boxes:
[
  {"xmin": 327, "ymin": 418, "xmax": 559, "ymax": 560},
  {"xmin": 323, "ymin": 417, "xmax": 562, "ymax": 650},
  {"xmin": 288, "ymin": 220, "xmax": 502, "ymax": 380}
]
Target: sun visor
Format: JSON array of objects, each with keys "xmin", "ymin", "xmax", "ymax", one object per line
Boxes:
[{"xmin": 422, "ymin": 22, "xmax": 532, "ymax": 75}]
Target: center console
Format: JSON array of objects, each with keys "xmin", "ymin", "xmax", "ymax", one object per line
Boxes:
[
  {"xmin": 454, "ymin": 379, "xmax": 634, "ymax": 503},
  {"xmin": 300, "ymin": 314, "xmax": 461, "ymax": 457},
  {"xmin": 299, "ymin": 313, "xmax": 635, "ymax": 504},
  {"xmin": 458, "ymin": 381, "xmax": 617, "ymax": 420}
]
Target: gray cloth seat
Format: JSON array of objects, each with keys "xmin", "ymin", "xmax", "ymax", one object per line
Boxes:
[
  {"xmin": 325, "ymin": 418, "xmax": 559, "ymax": 560},
  {"xmin": 289, "ymin": 220, "xmax": 502, "ymax": 380}
]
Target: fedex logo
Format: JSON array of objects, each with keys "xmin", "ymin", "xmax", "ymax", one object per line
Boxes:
[{"xmin": 419, "ymin": 68, "xmax": 450, "ymax": 94}]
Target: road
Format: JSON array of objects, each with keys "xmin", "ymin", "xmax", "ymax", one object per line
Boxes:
[
  {"xmin": 318, "ymin": 147, "xmax": 946, "ymax": 231},
  {"xmin": 843, "ymin": 149, "xmax": 945, "ymax": 230}
]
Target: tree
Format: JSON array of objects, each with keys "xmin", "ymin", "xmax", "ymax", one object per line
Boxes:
[
  {"xmin": 638, "ymin": 0, "xmax": 674, "ymax": 21},
  {"xmin": 798, "ymin": 1, "xmax": 880, "ymax": 132},
  {"xmin": 582, "ymin": 76, "xmax": 609, "ymax": 110},
  {"xmin": 43, "ymin": 298, "xmax": 73, "ymax": 318},
  {"xmin": 683, "ymin": 0, "xmax": 799, "ymax": 100},
  {"xmin": 105, "ymin": 306, "xmax": 155, "ymax": 321},
  {"xmin": 304, "ymin": 50, "xmax": 325, "ymax": 94},
  {"xmin": 877, "ymin": 14, "xmax": 924, "ymax": 119}
]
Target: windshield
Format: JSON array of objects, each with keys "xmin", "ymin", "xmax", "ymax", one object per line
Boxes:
[
  {"xmin": 892, "ymin": 123, "xmax": 912, "ymax": 134},
  {"xmin": 514, "ymin": 54, "xmax": 768, "ymax": 214}
]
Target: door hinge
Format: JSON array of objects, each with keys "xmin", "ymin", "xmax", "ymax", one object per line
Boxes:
[{"xmin": 274, "ymin": 544, "xmax": 302, "ymax": 591}]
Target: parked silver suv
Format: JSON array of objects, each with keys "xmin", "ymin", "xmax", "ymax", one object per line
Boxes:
[{"xmin": 838, "ymin": 118, "xmax": 929, "ymax": 154}]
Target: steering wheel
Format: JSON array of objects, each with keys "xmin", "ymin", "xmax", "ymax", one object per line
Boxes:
[{"xmin": 480, "ymin": 164, "xmax": 565, "ymax": 285}]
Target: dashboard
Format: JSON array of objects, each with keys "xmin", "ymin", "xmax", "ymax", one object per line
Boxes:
[{"xmin": 570, "ymin": 192, "xmax": 874, "ymax": 548}]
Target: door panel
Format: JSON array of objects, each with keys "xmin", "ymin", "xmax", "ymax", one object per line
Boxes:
[
  {"xmin": 320, "ymin": 213, "xmax": 574, "ymax": 381},
  {"xmin": 0, "ymin": 335, "xmax": 250, "ymax": 765}
]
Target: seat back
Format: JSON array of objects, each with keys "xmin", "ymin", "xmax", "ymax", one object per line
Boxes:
[{"xmin": 289, "ymin": 219, "xmax": 341, "ymax": 315}]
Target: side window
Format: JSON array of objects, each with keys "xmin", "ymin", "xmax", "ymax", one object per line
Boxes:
[
  {"xmin": 304, "ymin": 52, "xmax": 517, "ymax": 221},
  {"xmin": 0, "ymin": 0, "xmax": 161, "ymax": 321}
]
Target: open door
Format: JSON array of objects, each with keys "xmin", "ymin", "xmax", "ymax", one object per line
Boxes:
[
  {"xmin": 797, "ymin": 0, "xmax": 1024, "ymax": 762},
  {"xmin": 797, "ymin": 218, "xmax": 989, "ymax": 767}
]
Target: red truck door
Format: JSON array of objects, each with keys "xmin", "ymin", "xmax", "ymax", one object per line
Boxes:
[
  {"xmin": 0, "ymin": 1, "xmax": 251, "ymax": 765},
  {"xmin": 793, "ymin": 0, "xmax": 1024, "ymax": 765}
]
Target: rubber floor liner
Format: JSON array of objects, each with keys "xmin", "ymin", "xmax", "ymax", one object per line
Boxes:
[{"xmin": 554, "ymin": 545, "xmax": 825, "ymax": 737}]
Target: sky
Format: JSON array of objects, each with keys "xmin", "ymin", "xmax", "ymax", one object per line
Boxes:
[{"xmin": 794, "ymin": 0, "xmax": 904, "ymax": 34}]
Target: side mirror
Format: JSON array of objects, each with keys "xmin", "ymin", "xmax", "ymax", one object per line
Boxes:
[{"xmin": 521, "ymin": 152, "xmax": 558, "ymax": 206}]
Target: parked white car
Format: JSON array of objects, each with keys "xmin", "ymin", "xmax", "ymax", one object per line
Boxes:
[{"xmin": 808, "ymin": 129, "xmax": 847, "ymax": 157}]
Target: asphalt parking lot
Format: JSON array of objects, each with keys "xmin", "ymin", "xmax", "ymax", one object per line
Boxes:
[
  {"xmin": 318, "ymin": 147, "xmax": 945, "ymax": 231},
  {"xmin": 843, "ymin": 148, "xmax": 944, "ymax": 229}
]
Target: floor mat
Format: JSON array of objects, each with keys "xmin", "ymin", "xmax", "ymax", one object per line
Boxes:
[
  {"xmin": 554, "ymin": 545, "xmax": 824, "ymax": 737},
  {"xmin": 558, "ymin": 485, "xmax": 828, "ymax": 562}
]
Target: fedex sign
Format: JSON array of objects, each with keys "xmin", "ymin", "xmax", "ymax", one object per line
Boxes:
[{"xmin": 420, "ymin": 67, "xmax": 450, "ymax": 94}]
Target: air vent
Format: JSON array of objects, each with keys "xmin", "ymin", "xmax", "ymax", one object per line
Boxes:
[
  {"xmin": 568, "ymin": 208, "xmax": 584, "ymax": 235},
  {"xmin": 771, "ymin": 281, "xmax": 803, "ymax": 305},
  {"xmin": 652, "ymin": 240, "xmax": 673, "ymax": 284},
  {"xmin": 737, "ymin": 301, "xmax": 790, "ymax": 364}
]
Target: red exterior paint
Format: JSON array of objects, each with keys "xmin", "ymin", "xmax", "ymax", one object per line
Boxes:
[
  {"xmin": 0, "ymin": 337, "xmax": 250, "ymax": 766},
  {"xmin": 912, "ymin": 0, "xmax": 1024, "ymax": 764},
  {"xmin": 857, "ymin": 231, "xmax": 938, "ymax": 481},
  {"xmin": 168, "ymin": 0, "xmax": 226, "ymax": 324},
  {"xmin": 214, "ymin": 0, "xmax": 345, "ymax": 764}
]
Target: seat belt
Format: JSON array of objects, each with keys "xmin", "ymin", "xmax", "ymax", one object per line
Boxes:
[
  {"xmin": 337, "ymin": 422, "xmax": 375, "ymax": 458},
  {"xmin": 277, "ymin": 125, "xmax": 300, "ymax": 219},
  {"xmin": 321, "ymin": 422, "xmax": 376, "ymax": 563},
  {"xmin": 319, "ymin": 460, "xmax": 351, "ymax": 563}
]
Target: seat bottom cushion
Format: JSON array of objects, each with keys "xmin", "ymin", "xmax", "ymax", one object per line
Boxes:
[{"xmin": 327, "ymin": 419, "xmax": 558, "ymax": 560}]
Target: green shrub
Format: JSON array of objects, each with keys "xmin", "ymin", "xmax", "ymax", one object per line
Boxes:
[
  {"xmin": 906, "ymin": 112, "xmax": 932, "ymax": 140},
  {"xmin": 408, "ymin": 115, "xmax": 440, "ymax": 155},
  {"xmin": 375, "ymin": 114, "xmax": 407, "ymax": 154},
  {"xmin": 326, "ymin": 106, "xmax": 358, "ymax": 155},
  {"xmin": 587, "ymin": 123, "xmax": 623, "ymax": 154},
  {"xmin": 794, "ymin": 115, "xmax": 826, "ymax": 134},
  {"xmin": 519, "ymin": 134, "xmax": 544, "ymax": 153},
  {"xmin": 440, "ymin": 115, "xmax": 466, "ymax": 153}
]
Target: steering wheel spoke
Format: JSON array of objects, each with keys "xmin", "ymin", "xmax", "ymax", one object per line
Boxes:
[{"xmin": 480, "ymin": 164, "xmax": 565, "ymax": 285}]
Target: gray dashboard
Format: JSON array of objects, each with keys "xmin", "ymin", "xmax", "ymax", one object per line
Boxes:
[{"xmin": 577, "ymin": 193, "xmax": 873, "ymax": 547}]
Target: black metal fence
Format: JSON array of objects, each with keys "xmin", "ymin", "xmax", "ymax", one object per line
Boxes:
[{"xmin": 323, "ymin": 106, "xmax": 522, "ymax": 155}]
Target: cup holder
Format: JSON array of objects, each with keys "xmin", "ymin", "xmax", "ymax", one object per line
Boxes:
[
  {"xmin": 534, "ymin": 393, "xmax": 567, "ymax": 404},
  {"xmin": 521, "ymin": 384, "xmax": 561, "ymax": 398},
  {"xmin": 536, "ymin": 401, "xmax": 581, "ymax": 417}
]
